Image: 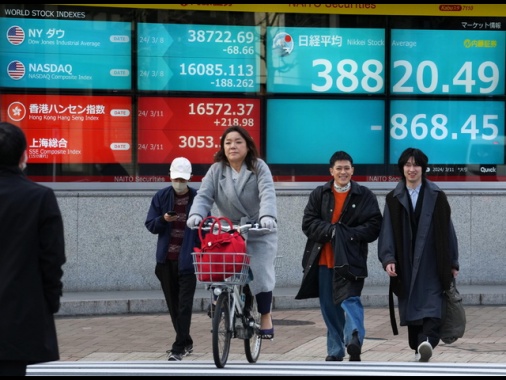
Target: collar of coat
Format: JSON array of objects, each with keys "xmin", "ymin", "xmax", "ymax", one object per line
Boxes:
[{"xmin": 323, "ymin": 179, "xmax": 365, "ymax": 196}]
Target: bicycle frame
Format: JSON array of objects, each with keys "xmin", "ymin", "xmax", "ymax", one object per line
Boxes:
[
  {"xmin": 204, "ymin": 279, "xmax": 261, "ymax": 368},
  {"xmin": 191, "ymin": 221, "xmax": 269, "ymax": 368},
  {"xmin": 209, "ymin": 283, "xmax": 252, "ymax": 338}
]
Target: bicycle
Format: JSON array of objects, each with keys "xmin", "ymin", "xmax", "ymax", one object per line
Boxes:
[{"xmin": 191, "ymin": 221, "xmax": 272, "ymax": 368}]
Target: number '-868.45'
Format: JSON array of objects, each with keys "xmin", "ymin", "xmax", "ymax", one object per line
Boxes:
[{"xmin": 390, "ymin": 113, "xmax": 499, "ymax": 141}]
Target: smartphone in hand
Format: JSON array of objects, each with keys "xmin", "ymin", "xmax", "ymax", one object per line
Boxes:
[{"xmin": 167, "ymin": 211, "xmax": 177, "ymax": 216}]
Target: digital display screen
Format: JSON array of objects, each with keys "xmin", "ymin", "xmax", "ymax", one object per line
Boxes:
[
  {"xmin": 0, "ymin": 17, "xmax": 132, "ymax": 90},
  {"xmin": 138, "ymin": 23, "xmax": 261, "ymax": 92},
  {"xmin": 1, "ymin": 4, "xmax": 505, "ymax": 183},
  {"xmin": 137, "ymin": 97, "xmax": 261, "ymax": 163},
  {"xmin": 389, "ymin": 100, "xmax": 505, "ymax": 164},
  {"xmin": 391, "ymin": 29, "xmax": 506, "ymax": 95},
  {"xmin": 0, "ymin": 94, "xmax": 132, "ymax": 164},
  {"xmin": 266, "ymin": 26, "xmax": 385, "ymax": 94},
  {"xmin": 266, "ymin": 99, "xmax": 384, "ymax": 164}
]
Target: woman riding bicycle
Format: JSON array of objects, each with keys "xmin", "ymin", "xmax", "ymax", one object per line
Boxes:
[{"xmin": 187, "ymin": 125, "xmax": 278, "ymax": 339}]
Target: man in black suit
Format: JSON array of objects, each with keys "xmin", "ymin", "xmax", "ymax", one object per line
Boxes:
[{"xmin": 0, "ymin": 122, "xmax": 66, "ymax": 376}]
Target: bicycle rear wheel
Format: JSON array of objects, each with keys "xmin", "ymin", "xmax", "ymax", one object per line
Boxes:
[
  {"xmin": 212, "ymin": 292, "xmax": 232, "ymax": 368},
  {"xmin": 244, "ymin": 290, "xmax": 262, "ymax": 363}
]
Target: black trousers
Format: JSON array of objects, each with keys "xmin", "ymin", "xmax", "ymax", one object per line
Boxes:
[
  {"xmin": 155, "ymin": 261, "xmax": 197, "ymax": 354},
  {"xmin": 408, "ymin": 317, "xmax": 441, "ymax": 351},
  {"xmin": 0, "ymin": 361, "xmax": 27, "ymax": 376}
]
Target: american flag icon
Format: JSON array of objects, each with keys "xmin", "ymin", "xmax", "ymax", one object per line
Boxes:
[
  {"xmin": 7, "ymin": 61, "xmax": 25, "ymax": 80},
  {"xmin": 7, "ymin": 26, "xmax": 25, "ymax": 45}
]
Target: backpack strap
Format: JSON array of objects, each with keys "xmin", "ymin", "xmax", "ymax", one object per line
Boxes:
[{"xmin": 389, "ymin": 280, "xmax": 399, "ymax": 336}]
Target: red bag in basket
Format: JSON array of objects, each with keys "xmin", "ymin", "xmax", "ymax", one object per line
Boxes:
[{"xmin": 193, "ymin": 216, "xmax": 248, "ymax": 282}]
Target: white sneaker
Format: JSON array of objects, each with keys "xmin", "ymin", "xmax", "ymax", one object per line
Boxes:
[
  {"xmin": 183, "ymin": 345, "xmax": 193, "ymax": 356},
  {"xmin": 168, "ymin": 352, "xmax": 183, "ymax": 361},
  {"xmin": 417, "ymin": 341, "xmax": 432, "ymax": 362},
  {"xmin": 167, "ymin": 345, "xmax": 193, "ymax": 357}
]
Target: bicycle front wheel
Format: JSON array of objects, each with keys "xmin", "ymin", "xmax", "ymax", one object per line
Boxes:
[
  {"xmin": 212, "ymin": 292, "xmax": 232, "ymax": 368},
  {"xmin": 244, "ymin": 291, "xmax": 262, "ymax": 363}
]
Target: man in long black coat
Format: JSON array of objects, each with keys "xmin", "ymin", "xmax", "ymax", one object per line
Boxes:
[
  {"xmin": 378, "ymin": 147, "xmax": 459, "ymax": 362},
  {"xmin": 0, "ymin": 122, "xmax": 66, "ymax": 376}
]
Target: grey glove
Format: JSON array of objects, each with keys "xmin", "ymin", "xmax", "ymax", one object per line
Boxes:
[
  {"xmin": 187, "ymin": 214, "xmax": 203, "ymax": 228},
  {"xmin": 260, "ymin": 216, "xmax": 277, "ymax": 229}
]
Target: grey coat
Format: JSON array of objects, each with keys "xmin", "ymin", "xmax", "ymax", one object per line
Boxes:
[
  {"xmin": 189, "ymin": 159, "xmax": 278, "ymax": 295},
  {"xmin": 378, "ymin": 179, "xmax": 460, "ymax": 326}
]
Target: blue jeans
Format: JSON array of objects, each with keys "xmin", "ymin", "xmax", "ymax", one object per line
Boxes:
[{"xmin": 319, "ymin": 266, "xmax": 365, "ymax": 357}]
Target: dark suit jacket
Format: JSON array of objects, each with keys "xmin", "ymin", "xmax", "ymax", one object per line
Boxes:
[{"xmin": 0, "ymin": 166, "xmax": 66, "ymax": 363}]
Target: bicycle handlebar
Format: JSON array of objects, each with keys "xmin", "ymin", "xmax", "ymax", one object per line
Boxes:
[{"xmin": 191, "ymin": 221, "xmax": 271, "ymax": 234}]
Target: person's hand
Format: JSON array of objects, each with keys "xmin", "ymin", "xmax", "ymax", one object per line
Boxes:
[
  {"xmin": 386, "ymin": 263, "xmax": 397, "ymax": 277},
  {"xmin": 260, "ymin": 216, "xmax": 277, "ymax": 229},
  {"xmin": 163, "ymin": 212, "xmax": 178, "ymax": 222},
  {"xmin": 187, "ymin": 214, "xmax": 203, "ymax": 228}
]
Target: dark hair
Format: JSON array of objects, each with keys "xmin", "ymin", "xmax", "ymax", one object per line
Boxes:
[
  {"xmin": 214, "ymin": 125, "xmax": 259, "ymax": 171},
  {"xmin": 0, "ymin": 121, "xmax": 26, "ymax": 166},
  {"xmin": 397, "ymin": 147, "xmax": 428, "ymax": 180},
  {"xmin": 329, "ymin": 150, "xmax": 353, "ymax": 167}
]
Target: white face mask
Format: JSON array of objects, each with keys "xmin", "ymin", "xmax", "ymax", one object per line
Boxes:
[{"xmin": 172, "ymin": 181, "xmax": 188, "ymax": 194}]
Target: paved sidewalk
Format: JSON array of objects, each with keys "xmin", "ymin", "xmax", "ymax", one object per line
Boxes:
[
  {"xmin": 58, "ymin": 285, "xmax": 506, "ymax": 316},
  {"xmin": 55, "ymin": 305, "xmax": 506, "ymax": 364}
]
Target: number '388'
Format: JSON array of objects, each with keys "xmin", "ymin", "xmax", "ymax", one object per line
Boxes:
[{"xmin": 311, "ymin": 58, "xmax": 384, "ymax": 93}]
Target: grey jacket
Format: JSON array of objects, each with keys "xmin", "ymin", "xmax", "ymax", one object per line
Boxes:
[{"xmin": 189, "ymin": 159, "xmax": 278, "ymax": 295}]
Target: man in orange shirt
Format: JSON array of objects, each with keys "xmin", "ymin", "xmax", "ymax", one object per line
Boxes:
[{"xmin": 295, "ymin": 151, "xmax": 382, "ymax": 362}]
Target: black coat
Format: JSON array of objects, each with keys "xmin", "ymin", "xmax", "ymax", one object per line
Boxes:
[
  {"xmin": 378, "ymin": 179, "xmax": 459, "ymax": 326},
  {"xmin": 0, "ymin": 166, "xmax": 66, "ymax": 363},
  {"xmin": 295, "ymin": 180, "xmax": 382, "ymax": 301}
]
